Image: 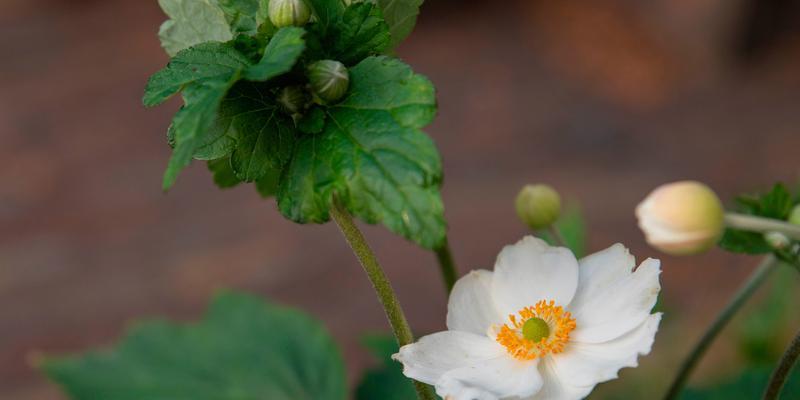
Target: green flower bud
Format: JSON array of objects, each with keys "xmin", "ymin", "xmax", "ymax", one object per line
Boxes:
[
  {"xmin": 789, "ymin": 205, "xmax": 800, "ymax": 226},
  {"xmin": 515, "ymin": 184, "xmax": 561, "ymax": 230},
  {"xmin": 764, "ymin": 231, "xmax": 790, "ymax": 250},
  {"xmin": 278, "ymin": 85, "xmax": 308, "ymax": 116},
  {"xmin": 636, "ymin": 181, "xmax": 724, "ymax": 256},
  {"xmin": 268, "ymin": 0, "xmax": 311, "ymax": 28},
  {"xmin": 307, "ymin": 60, "xmax": 350, "ymax": 104}
]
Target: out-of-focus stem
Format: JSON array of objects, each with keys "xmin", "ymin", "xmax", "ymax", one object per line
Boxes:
[
  {"xmin": 662, "ymin": 256, "xmax": 779, "ymax": 400},
  {"xmin": 762, "ymin": 327, "xmax": 800, "ymax": 400},
  {"xmin": 725, "ymin": 213, "xmax": 800, "ymax": 240},
  {"xmin": 434, "ymin": 237, "xmax": 458, "ymax": 293}
]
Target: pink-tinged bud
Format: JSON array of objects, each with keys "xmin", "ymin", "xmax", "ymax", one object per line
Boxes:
[{"xmin": 636, "ymin": 181, "xmax": 724, "ymax": 255}]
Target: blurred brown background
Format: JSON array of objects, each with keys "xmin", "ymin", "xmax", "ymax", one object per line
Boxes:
[{"xmin": 2, "ymin": 0, "xmax": 799, "ymax": 398}]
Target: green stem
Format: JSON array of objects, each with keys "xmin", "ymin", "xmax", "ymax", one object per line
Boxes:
[
  {"xmin": 662, "ymin": 256, "xmax": 779, "ymax": 400},
  {"xmin": 329, "ymin": 202, "xmax": 437, "ymax": 400},
  {"xmin": 724, "ymin": 213, "xmax": 800, "ymax": 240},
  {"xmin": 547, "ymin": 225, "xmax": 567, "ymax": 247},
  {"xmin": 763, "ymin": 327, "xmax": 800, "ymax": 400},
  {"xmin": 434, "ymin": 237, "xmax": 458, "ymax": 293}
]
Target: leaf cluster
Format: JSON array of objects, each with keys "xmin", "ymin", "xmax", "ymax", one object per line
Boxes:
[
  {"xmin": 146, "ymin": 0, "xmax": 444, "ymax": 249},
  {"xmin": 719, "ymin": 183, "xmax": 800, "ymax": 264}
]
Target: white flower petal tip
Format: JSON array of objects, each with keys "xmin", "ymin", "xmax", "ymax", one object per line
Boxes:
[{"xmin": 395, "ymin": 237, "xmax": 662, "ymax": 400}]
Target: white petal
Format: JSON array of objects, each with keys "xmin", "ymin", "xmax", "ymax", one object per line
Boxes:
[
  {"xmin": 392, "ymin": 331, "xmax": 505, "ymax": 387},
  {"xmin": 550, "ymin": 313, "xmax": 662, "ymax": 388},
  {"xmin": 438, "ymin": 356, "xmax": 542, "ymax": 400},
  {"xmin": 568, "ymin": 244, "xmax": 661, "ymax": 343},
  {"xmin": 526, "ymin": 357, "xmax": 594, "ymax": 400},
  {"xmin": 492, "ymin": 236, "xmax": 579, "ymax": 315},
  {"xmin": 447, "ymin": 270, "xmax": 504, "ymax": 335}
]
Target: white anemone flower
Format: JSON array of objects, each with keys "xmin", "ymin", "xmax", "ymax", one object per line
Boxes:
[{"xmin": 393, "ymin": 236, "xmax": 662, "ymax": 400}]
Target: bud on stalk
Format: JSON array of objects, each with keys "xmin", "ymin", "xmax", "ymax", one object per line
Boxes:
[
  {"xmin": 515, "ymin": 184, "xmax": 561, "ymax": 230},
  {"xmin": 307, "ymin": 60, "xmax": 350, "ymax": 104},
  {"xmin": 636, "ymin": 181, "xmax": 724, "ymax": 255}
]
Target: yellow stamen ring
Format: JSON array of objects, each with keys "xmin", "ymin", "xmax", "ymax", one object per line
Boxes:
[{"xmin": 495, "ymin": 300, "xmax": 576, "ymax": 360}]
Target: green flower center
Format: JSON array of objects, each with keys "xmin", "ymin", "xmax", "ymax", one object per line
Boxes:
[{"xmin": 522, "ymin": 317, "xmax": 550, "ymax": 342}]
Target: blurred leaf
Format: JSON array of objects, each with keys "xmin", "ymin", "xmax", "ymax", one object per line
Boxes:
[
  {"xmin": 720, "ymin": 183, "xmax": 797, "ymax": 255},
  {"xmin": 207, "ymin": 157, "xmax": 241, "ymax": 188},
  {"xmin": 328, "ymin": 3, "xmax": 391, "ymax": 65},
  {"xmin": 217, "ymin": 0, "xmax": 260, "ymax": 34},
  {"xmin": 681, "ymin": 366, "xmax": 800, "ymax": 400},
  {"xmin": 356, "ymin": 335, "xmax": 440, "ymax": 400},
  {"xmin": 157, "ymin": 0, "xmax": 233, "ymax": 56},
  {"xmin": 244, "ymin": 27, "xmax": 306, "ymax": 81},
  {"xmin": 540, "ymin": 205, "xmax": 587, "ymax": 258},
  {"xmin": 42, "ymin": 291, "xmax": 347, "ymax": 400},
  {"xmin": 375, "ymin": 0, "xmax": 424, "ymax": 48}
]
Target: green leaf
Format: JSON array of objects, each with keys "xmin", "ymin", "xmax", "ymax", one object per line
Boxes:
[
  {"xmin": 144, "ymin": 42, "xmax": 253, "ymax": 107},
  {"xmin": 356, "ymin": 335, "xmax": 421, "ymax": 400},
  {"xmin": 164, "ymin": 75, "xmax": 242, "ymax": 190},
  {"xmin": 42, "ymin": 291, "xmax": 347, "ymax": 400},
  {"xmin": 217, "ymin": 0, "xmax": 260, "ymax": 33},
  {"xmin": 329, "ymin": 3, "xmax": 391, "ymax": 65},
  {"xmin": 208, "ymin": 157, "xmax": 241, "ymax": 188},
  {"xmin": 540, "ymin": 205, "xmax": 587, "ymax": 258},
  {"xmin": 157, "ymin": 0, "xmax": 234, "ymax": 56},
  {"xmin": 256, "ymin": 168, "xmax": 282, "ymax": 198},
  {"xmin": 306, "ymin": 0, "xmax": 346, "ymax": 36},
  {"xmin": 375, "ymin": 0, "xmax": 423, "ymax": 48},
  {"xmin": 277, "ymin": 56, "xmax": 444, "ymax": 249},
  {"xmin": 297, "ymin": 106, "xmax": 327, "ymax": 134},
  {"xmin": 226, "ymin": 83, "xmax": 297, "ymax": 182},
  {"xmin": 245, "ymin": 27, "xmax": 307, "ymax": 81},
  {"xmin": 719, "ymin": 183, "xmax": 796, "ymax": 254}
]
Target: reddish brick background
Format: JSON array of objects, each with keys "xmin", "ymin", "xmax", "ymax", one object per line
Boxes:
[{"xmin": 2, "ymin": 0, "xmax": 799, "ymax": 398}]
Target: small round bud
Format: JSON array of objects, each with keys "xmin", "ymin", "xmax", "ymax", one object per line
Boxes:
[
  {"xmin": 789, "ymin": 205, "xmax": 800, "ymax": 226},
  {"xmin": 764, "ymin": 231, "xmax": 791, "ymax": 250},
  {"xmin": 268, "ymin": 0, "xmax": 311, "ymax": 28},
  {"xmin": 278, "ymin": 85, "xmax": 308, "ymax": 116},
  {"xmin": 522, "ymin": 318, "xmax": 550, "ymax": 342},
  {"xmin": 636, "ymin": 181, "xmax": 724, "ymax": 255},
  {"xmin": 515, "ymin": 184, "xmax": 561, "ymax": 230},
  {"xmin": 307, "ymin": 60, "xmax": 350, "ymax": 104}
]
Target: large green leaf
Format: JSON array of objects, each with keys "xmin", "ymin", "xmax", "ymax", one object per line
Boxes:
[
  {"xmin": 245, "ymin": 27, "xmax": 307, "ymax": 81},
  {"xmin": 42, "ymin": 292, "xmax": 347, "ymax": 400},
  {"xmin": 375, "ymin": 0, "xmax": 423, "ymax": 48},
  {"xmin": 164, "ymin": 75, "xmax": 241, "ymax": 189},
  {"xmin": 277, "ymin": 56, "xmax": 444, "ymax": 249},
  {"xmin": 328, "ymin": 2, "xmax": 391, "ymax": 65},
  {"xmin": 144, "ymin": 42, "xmax": 253, "ymax": 107},
  {"xmin": 306, "ymin": 0, "xmax": 346, "ymax": 36},
  {"xmin": 157, "ymin": 0, "xmax": 234, "ymax": 56},
  {"xmin": 208, "ymin": 157, "xmax": 241, "ymax": 188},
  {"xmin": 224, "ymin": 83, "xmax": 297, "ymax": 182}
]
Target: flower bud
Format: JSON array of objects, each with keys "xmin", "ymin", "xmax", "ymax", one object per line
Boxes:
[
  {"xmin": 764, "ymin": 231, "xmax": 790, "ymax": 250},
  {"xmin": 268, "ymin": 0, "xmax": 311, "ymax": 28},
  {"xmin": 307, "ymin": 60, "xmax": 350, "ymax": 104},
  {"xmin": 277, "ymin": 85, "xmax": 308, "ymax": 116},
  {"xmin": 789, "ymin": 205, "xmax": 800, "ymax": 226},
  {"xmin": 635, "ymin": 181, "xmax": 724, "ymax": 255},
  {"xmin": 515, "ymin": 184, "xmax": 561, "ymax": 230}
]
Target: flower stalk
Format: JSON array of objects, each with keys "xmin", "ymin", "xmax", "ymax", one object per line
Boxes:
[
  {"xmin": 724, "ymin": 213, "xmax": 800, "ymax": 240},
  {"xmin": 329, "ymin": 201, "xmax": 437, "ymax": 400},
  {"xmin": 547, "ymin": 225, "xmax": 567, "ymax": 247},
  {"xmin": 662, "ymin": 256, "xmax": 779, "ymax": 400},
  {"xmin": 434, "ymin": 237, "xmax": 458, "ymax": 293},
  {"xmin": 763, "ymin": 327, "xmax": 800, "ymax": 400}
]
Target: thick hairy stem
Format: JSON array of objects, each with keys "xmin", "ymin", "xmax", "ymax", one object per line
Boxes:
[
  {"xmin": 762, "ymin": 327, "xmax": 800, "ymax": 400},
  {"xmin": 662, "ymin": 256, "xmax": 779, "ymax": 400},
  {"xmin": 329, "ymin": 202, "xmax": 437, "ymax": 400},
  {"xmin": 434, "ymin": 237, "xmax": 458, "ymax": 293}
]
